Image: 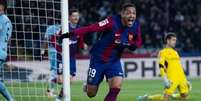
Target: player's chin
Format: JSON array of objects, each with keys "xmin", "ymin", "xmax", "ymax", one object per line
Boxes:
[
  {"xmin": 127, "ymin": 23, "xmax": 133, "ymax": 27},
  {"xmin": 126, "ymin": 21, "xmax": 134, "ymax": 27}
]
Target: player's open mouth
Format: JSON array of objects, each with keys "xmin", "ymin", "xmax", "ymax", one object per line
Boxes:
[{"xmin": 127, "ymin": 19, "xmax": 134, "ymax": 26}]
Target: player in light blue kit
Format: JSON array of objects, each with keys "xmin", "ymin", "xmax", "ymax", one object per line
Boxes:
[
  {"xmin": 53, "ymin": 9, "xmax": 81, "ymax": 101},
  {"xmin": 43, "ymin": 24, "xmax": 61, "ymax": 97},
  {"xmin": 0, "ymin": 0, "xmax": 13, "ymax": 101}
]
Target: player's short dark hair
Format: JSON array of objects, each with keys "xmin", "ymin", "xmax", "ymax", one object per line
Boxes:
[
  {"xmin": 164, "ymin": 32, "xmax": 177, "ymax": 43},
  {"xmin": 121, "ymin": 2, "xmax": 135, "ymax": 11},
  {"xmin": 0, "ymin": 0, "xmax": 7, "ymax": 11},
  {"xmin": 69, "ymin": 9, "xmax": 79, "ymax": 16}
]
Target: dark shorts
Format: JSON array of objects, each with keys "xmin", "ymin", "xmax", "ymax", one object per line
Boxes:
[
  {"xmin": 57, "ymin": 54, "xmax": 76, "ymax": 77},
  {"xmin": 87, "ymin": 60, "xmax": 123, "ymax": 86}
]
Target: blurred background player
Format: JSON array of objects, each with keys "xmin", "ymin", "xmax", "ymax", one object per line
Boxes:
[
  {"xmin": 49, "ymin": 9, "xmax": 81, "ymax": 101},
  {"xmin": 0, "ymin": 0, "xmax": 13, "ymax": 101},
  {"xmin": 137, "ymin": 33, "xmax": 191, "ymax": 101},
  {"xmin": 41, "ymin": 24, "xmax": 61, "ymax": 96},
  {"xmin": 43, "ymin": 24, "xmax": 61, "ymax": 97},
  {"xmin": 61, "ymin": 2, "xmax": 142, "ymax": 101}
]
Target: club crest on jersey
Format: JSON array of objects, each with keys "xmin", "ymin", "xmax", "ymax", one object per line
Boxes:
[{"xmin": 114, "ymin": 32, "xmax": 121, "ymax": 44}]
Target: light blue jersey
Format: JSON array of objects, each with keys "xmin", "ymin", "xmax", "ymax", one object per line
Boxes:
[
  {"xmin": 0, "ymin": 14, "xmax": 12, "ymax": 61},
  {"xmin": 0, "ymin": 14, "xmax": 14, "ymax": 101},
  {"xmin": 45, "ymin": 25, "xmax": 61, "ymax": 71},
  {"xmin": 45, "ymin": 24, "xmax": 61, "ymax": 53}
]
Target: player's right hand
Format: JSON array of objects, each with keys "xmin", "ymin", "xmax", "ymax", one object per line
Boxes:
[
  {"xmin": 58, "ymin": 32, "xmax": 73, "ymax": 42},
  {"xmin": 60, "ymin": 32, "xmax": 72, "ymax": 38}
]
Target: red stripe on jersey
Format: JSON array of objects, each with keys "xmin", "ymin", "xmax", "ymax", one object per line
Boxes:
[
  {"xmin": 50, "ymin": 35, "xmax": 62, "ymax": 53},
  {"xmin": 101, "ymin": 42, "xmax": 116, "ymax": 63}
]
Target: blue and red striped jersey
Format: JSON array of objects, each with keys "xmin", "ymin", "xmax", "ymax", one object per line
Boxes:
[{"xmin": 74, "ymin": 15, "xmax": 142, "ymax": 63}]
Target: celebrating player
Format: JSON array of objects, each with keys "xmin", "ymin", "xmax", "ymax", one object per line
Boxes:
[
  {"xmin": 61, "ymin": 2, "xmax": 142, "ymax": 101},
  {"xmin": 137, "ymin": 33, "xmax": 191, "ymax": 101},
  {"xmin": 47, "ymin": 9, "xmax": 81, "ymax": 101},
  {"xmin": 0, "ymin": 0, "xmax": 14, "ymax": 101}
]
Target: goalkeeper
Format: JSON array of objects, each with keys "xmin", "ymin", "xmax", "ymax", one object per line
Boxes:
[
  {"xmin": 137, "ymin": 33, "xmax": 191, "ymax": 101},
  {"xmin": 0, "ymin": 0, "xmax": 13, "ymax": 101}
]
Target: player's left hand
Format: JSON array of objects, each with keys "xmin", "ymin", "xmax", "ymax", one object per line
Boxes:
[
  {"xmin": 118, "ymin": 43, "xmax": 137, "ymax": 51},
  {"xmin": 114, "ymin": 39, "xmax": 137, "ymax": 51},
  {"xmin": 163, "ymin": 76, "xmax": 171, "ymax": 88}
]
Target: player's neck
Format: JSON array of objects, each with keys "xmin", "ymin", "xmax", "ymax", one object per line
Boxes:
[{"xmin": 165, "ymin": 45, "xmax": 173, "ymax": 49}]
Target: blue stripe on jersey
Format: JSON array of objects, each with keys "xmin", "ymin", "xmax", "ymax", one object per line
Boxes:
[{"xmin": 90, "ymin": 15, "xmax": 140, "ymax": 63}]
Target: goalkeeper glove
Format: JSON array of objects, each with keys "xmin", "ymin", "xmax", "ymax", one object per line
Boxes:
[
  {"xmin": 163, "ymin": 76, "xmax": 171, "ymax": 89},
  {"xmin": 187, "ymin": 79, "xmax": 192, "ymax": 91},
  {"xmin": 60, "ymin": 32, "xmax": 73, "ymax": 39}
]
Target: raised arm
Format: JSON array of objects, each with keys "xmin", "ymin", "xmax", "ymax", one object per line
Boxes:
[{"xmin": 73, "ymin": 16, "xmax": 113, "ymax": 36}]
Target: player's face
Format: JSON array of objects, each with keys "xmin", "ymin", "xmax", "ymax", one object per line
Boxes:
[
  {"xmin": 167, "ymin": 37, "xmax": 177, "ymax": 48},
  {"xmin": 121, "ymin": 7, "xmax": 136, "ymax": 27},
  {"xmin": 69, "ymin": 12, "xmax": 80, "ymax": 24},
  {"xmin": 0, "ymin": 4, "xmax": 5, "ymax": 15}
]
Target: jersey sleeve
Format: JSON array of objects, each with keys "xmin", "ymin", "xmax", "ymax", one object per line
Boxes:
[
  {"xmin": 158, "ymin": 51, "xmax": 166, "ymax": 77},
  {"xmin": 73, "ymin": 16, "xmax": 113, "ymax": 36}
]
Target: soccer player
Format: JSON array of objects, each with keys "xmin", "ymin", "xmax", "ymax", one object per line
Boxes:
[
  {"xmin": 48, "ymin": 9, "xmax": 80, "ymax": 101},
  {"xmin": 0, "ymin": 0, "xmax": 14, "ymax": 101},
  {"xmin": 61, "ymin": 3, "xmax": 142, "ymax": 101},
  {"xmin": 137, "ymin": 33, "xmax": 191, "ymax": 101},
  {"xmin": 43, "ymin": 24, "xmax": 61, "ymax": 97}
]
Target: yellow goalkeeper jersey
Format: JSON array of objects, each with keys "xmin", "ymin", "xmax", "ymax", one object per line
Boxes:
[{"xmin": 158, "ymin": 47, "xmax": 186, "ymax": 82}]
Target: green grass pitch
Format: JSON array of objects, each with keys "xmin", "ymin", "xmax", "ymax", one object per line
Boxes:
[{"xmin": 0, "ymin": 78, "xmax": 200, "ymax": 101}]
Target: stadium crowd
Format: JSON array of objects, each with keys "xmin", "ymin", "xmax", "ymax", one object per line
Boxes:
[
  {"xmin": 70, "ymin": 0, "xmax": 201, "ymax": 54},
  {"xmin": 6, "ymin": 0, "xmax": 201, "ymax": 59}
]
